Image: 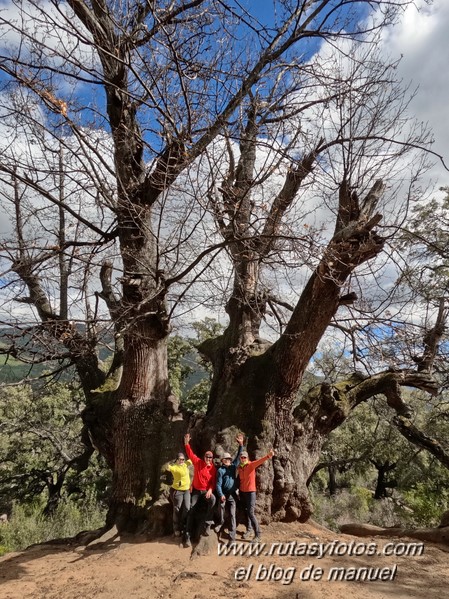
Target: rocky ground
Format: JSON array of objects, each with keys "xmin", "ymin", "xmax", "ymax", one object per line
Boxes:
[{"xmin": 1, "ymin": 520, "xmax": 447, "ymax": 599}]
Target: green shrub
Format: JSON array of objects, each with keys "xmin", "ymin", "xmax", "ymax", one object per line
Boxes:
[
  {"xmin": 402, "ymin": 483, "xmax": 449, "ymax": 527},
  {"xmin": 351, "ymin": 486, "xmax": 373, "ymax": 513},
  {"xmin": 367, "ymin": 498, "xmax": 398, "ymax": 527},
  {"xmin": 0, "ymin": 494, "xmax": 106, "ymax": 554},
  {"xmin": 312, "ymin": 485, "xmax": 449, "ymax": 531}
]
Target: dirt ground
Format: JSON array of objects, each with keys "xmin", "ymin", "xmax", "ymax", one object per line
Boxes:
[{"xmin": 0, "ymin": 520, "xmax": 447, "ymax": 599}]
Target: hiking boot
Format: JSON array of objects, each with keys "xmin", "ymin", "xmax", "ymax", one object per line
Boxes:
[
  {"xmin": 252, "ymin": 535, "xmax": 261, "ymax": 544},
  {"xmin": 184, "ymin": 534, "xmax": 192, "ymax": 548},
  {"xmin": 213, "ymin": 524, "xmax": 222, "ymax": 534},
  {"xmin": 174, "ymin": 530, "xmax": 181, "ymax": 537},
  {"xmin": 242, "ymin": 530, "xmax": 252, "ymax": 540}
]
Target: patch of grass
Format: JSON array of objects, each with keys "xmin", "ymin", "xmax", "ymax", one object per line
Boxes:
[
  {"xmin": 312, "ymin": 488, "xmax": 373, "ymax": 531},
  {"xmin": 0, "ymin": 494, "xmax": 106, "ymax": 554}
]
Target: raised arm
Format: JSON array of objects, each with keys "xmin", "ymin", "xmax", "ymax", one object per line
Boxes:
[
  {"xmin": 250, "ymin": 449, "xmax": 275, "ymax": 470},
  {"xmin": 183, "ymin": 433, "xmax": 200, "ymax": 465},
  {"xmin": 232, "ymin": 433, "xmax": 244, "ymax": 466}
]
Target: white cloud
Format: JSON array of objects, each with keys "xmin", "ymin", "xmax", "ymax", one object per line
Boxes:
[
  {"xmin": 0, "ymin": 0, "xmax": 95, "ymax": 67},
  {"xmin": 380, "ymin": 0, "xmax": 449, "ymax": 187},
  {"xmin": 1, "ymin": 1, "xmax": 448, "ymax": 340}
]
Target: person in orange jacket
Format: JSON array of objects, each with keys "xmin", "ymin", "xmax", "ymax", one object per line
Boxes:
[{"xmin": 238, "ymin": 447, "xmax": 274, "ymax": 543}]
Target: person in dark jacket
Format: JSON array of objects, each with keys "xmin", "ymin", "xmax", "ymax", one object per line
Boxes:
[{"xmin": 215, "ymin": 433, "xmax": 244, "ymax": 542}]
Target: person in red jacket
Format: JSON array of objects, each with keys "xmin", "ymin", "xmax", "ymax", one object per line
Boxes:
[
  {"xmin": 238, "ymin": 447, "xmax": 274, "ymax": 543},
  {"xmin": 183, "ymin": 433, "xmax": 217, "ymax": 547}
]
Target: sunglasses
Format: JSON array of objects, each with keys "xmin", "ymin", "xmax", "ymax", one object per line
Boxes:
[
  {"xmin": 204, "ymin": 455, "xmax": 213, "ymax": 459},
  {"xmin": 178, "ymin": 458, "xmax": 185, "ymax": 461}
]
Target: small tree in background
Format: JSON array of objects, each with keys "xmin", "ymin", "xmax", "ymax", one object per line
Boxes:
[{"xmin": 0, "ymin": 382, "xmax": 110, "ymax": 516}]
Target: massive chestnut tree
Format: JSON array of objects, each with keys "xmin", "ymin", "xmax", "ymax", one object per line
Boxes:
[{"xmin": 0, "ymin": 0, "xmax": 441, "ymax": 532}]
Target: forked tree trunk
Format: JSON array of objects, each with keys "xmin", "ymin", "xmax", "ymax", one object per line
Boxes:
[
  {"xmin": 190, "ymin": 151, "xmax": 389, "ymax": 522},
  {"xmin": 194, "ymin": 337, "xmax": 439, "ymax": 528},
  {"xmin": 192, "ymin": 346, "xmax": 341, "ymax": 524}
]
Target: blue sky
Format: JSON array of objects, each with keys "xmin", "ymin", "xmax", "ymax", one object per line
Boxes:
[
  {"xmin": 382, "ymin": 0, "xmax": 449, "ymax": 189},
  {"xmin": 0, "ymin": 0, "xmax": 448, "ymax": 336},
  {"xmin": 248, "ymin": 0, "xmax": 449, "ymax": 191},
  {"xmin": 0, "ymin": 2, "xmax": 448, "ymax": 230}
]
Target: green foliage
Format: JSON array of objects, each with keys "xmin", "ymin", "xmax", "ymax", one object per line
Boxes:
[
  {"xmin": 402, "ymin": 483, "xmax": 449, "ymax": 527},
  {"xmin": 167, "ymin": 335, "xmax": 195, "ymax": 398},
  {"xmin": 0, "ymin": 494, "xmax": 106, "ymax": 554},
  {"xmin": 170, "ymin": 318, "xmax": 223, "ymax": 414},
  {"xmin": 190, "ymin": 318, "xmax": 224, "ymax": 344},
  {"xmin": 181, "ymin": 378, "xmax": 210, "ymax": 414},
  {"xmin": 0, "ymin": 382, "xmax": 111, "ymax": 514},
  {"xmin": 0, "ymin": 383, "xmax": 81, "ymax": 504},
  {"xmin": 0, "ymin": 346, "xmax": 45, "ymax": 383},
  {"xmin": 311, "ymin": 382, "xmax": 449, "ymax": 528},
  {"xmin": 352, "ymin": 486, "xmax": 374, "ymax": 510}
]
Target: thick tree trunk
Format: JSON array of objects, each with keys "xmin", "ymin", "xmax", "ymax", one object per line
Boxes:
[
  {"xmin": 193, "ymin": 350, "xmax": 338, "ymax": 524},
  {"xmin": 372, "ymin": 460, "xmax": 397, "ymax": 499},
  {"xmin": 195, "ymin": 336, "xmax": 440, "ymax": 528},
  {"xmin": 98, "ymin": 333, "xmax": 185, "ymax": 533},
  {"xmin": 193, "ymin": 175, "xmax": 389, "ymax": 525},
  {"xmin": 328, "ymin": 465, "xmax": 338, "ymax": 496}
]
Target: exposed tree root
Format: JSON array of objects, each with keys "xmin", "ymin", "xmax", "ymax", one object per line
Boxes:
[
  {"xmin": 25, "ymin": 526, "xmax": 112, "ymax": 551},
  {"xmin": 190, "ymin": 533, "xmax": 218, "ymax": 559},
  {"xmin": 340, "ymin": 522, "xmax": 449, "ymax": 548}
]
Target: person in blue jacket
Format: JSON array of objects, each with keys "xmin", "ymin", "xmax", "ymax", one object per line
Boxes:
[{"xmin": 215, "ymin": 433, "xmax": 244, "ymax": 542}]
